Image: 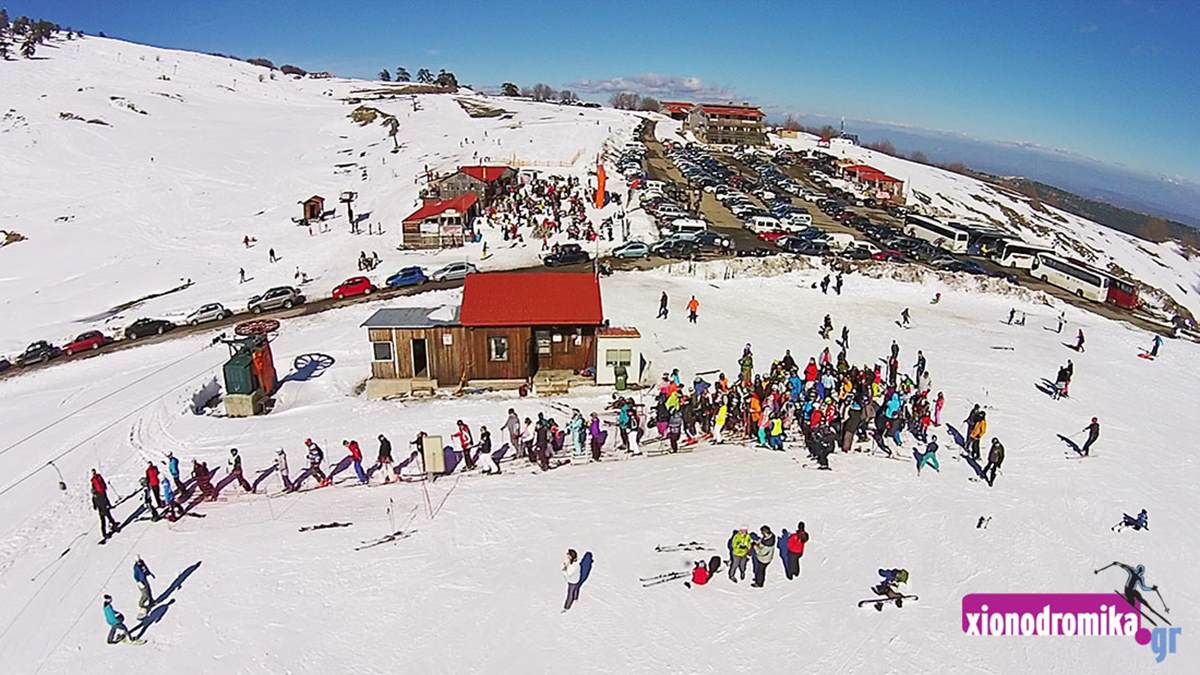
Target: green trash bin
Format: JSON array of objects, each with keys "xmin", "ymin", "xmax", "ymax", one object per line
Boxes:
[{"xmin": 613, "ymin": 363, "xmax": 628, "ymax": 391}]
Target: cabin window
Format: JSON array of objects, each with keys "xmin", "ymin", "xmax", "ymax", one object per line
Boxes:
[
  {"xmin": 372, "ymin": 341, "xmax": 393, "ymax": 361},
  {"xmin": 605, "ymin": 349, "xmax": 632, "ymax": 367},
  {"xmin": 488, "ymin": 336, "xmax": 509, "ymax": 362}
]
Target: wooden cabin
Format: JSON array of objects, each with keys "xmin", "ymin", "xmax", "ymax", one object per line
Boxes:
[
  {"xmin": 401, "ymin": 193, "xmax": 478, "ymax": 249},
  {"xmin": 431, "ymin": 165, "xmax": 515, "ymax": 204},
  {"xmin": 362, "ymin": 271, "xmax": 604, "ymax": 398},
  {"xmin": 302, "ymin": 195, "xmax": 325, "ymax": 221}
]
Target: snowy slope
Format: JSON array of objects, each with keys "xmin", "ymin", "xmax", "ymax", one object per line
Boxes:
[
  {"xmin": 770, "ymin": 133, "xmax": 1200, "ymax": 320},
  {"xmin": 0, "ymin": 260, "xmax": 1196, "ymax": 673},
  {"xmin": 0, "ymin": 36, "xmax": 643, "ymax": 354}
]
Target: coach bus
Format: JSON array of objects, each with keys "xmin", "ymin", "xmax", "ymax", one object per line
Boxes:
[
  {"xmin": 1030, "ymin": 253, "xmax": 1109, "ymax": 302},
  {"xmin": 993, "ymin": 239, "xmax": 1055, "ymax": 270},
  {"xmin": 904, "ymin": 215, "xmax": 970, "ymax": 254}
]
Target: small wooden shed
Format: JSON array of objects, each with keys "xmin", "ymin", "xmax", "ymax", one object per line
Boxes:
[{"xmin": 302, "ymin": 195, "xmax": 325, "ymax": 221}]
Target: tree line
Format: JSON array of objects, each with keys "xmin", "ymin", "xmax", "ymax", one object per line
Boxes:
[
  {"xmin": 377, "ymin": 66, "xmax": 458, "ymax": 89},
  {"xmin": 0, "ymin": 9, "xmax": 81, "ymax": 60}
]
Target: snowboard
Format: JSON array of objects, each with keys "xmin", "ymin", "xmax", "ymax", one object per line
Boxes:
[
  {"xmin": 858, "ymin": 594, "xmax": 918, "ymax": 610},
  {"xmin": 117, "ymin": 638, "xmax": 147, "ymax": 646},
  {"xmin": 1137, "ymin": 352, "xmax": 1155, "ymax": 361}
]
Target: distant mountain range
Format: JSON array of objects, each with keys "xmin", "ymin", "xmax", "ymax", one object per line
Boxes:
[{"xmin": 785, "ymin": 114, "xmax": 1200, "ymax": 229}]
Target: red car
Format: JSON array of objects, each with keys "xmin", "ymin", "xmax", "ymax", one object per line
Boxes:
[
  {"xmin": 872, "ymin": 249, "xmax": 905, "ymax": 262},
  {"xmin": 756, "ymin": 230, "xmax": 789, "ymax": 243},
  {"xmin": 62, "ymin": 330, "xmax": 111, "ymax": 355},
  {"xmin": 331, "ymin": 276, "xmax": 377, "ymax": 300}
]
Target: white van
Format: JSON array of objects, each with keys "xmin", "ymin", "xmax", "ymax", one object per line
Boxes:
[
  {"xmin": 669, "ymin": 218, "xmax": 709, "ymax": 240},
  {"xmin": 785, "ymin": 212, "xmax": 813, "ymax": 228},
  {"xmin": 643, "ymin": 180, "xmax": 667, "ymax": 191},
  {"xmin": 744, "ymin": 215, "xmax": 783, "ymax": 234}
]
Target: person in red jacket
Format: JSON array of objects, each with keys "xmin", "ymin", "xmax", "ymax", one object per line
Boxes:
[
  {"xmin": 343, "ymin": 439, "xmax": 367, "ymax": 484},
  {"xmin": 90, "ymin": 469, "xmax": 119, "ymax": 541},
  {"xmin": 784, "ymin": 522, "xmax": 810, "ymax": 580},
  {"xmin": 685, "ymin": 560, "xmax": 711, "ymax": 589},
  {"xmin": 453, "ymin": 420, "xmax": 475, "ymax": 470},
  {"xmin": 804, "ymin": 358, "xmax": 819, "ymax": 384},
  {"xmin": 144, "ymin": 462, "xmax": 164, "ymax": 508}
]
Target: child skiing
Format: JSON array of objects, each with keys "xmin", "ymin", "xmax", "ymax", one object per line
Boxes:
[
  {"xmin": 103, "ymin": 595, "xmax": 134, "ymax": 644},
  {"xmin": 376, "ymin": 434, "xmax": 394, "ymax": 483},
  {"xmin": 304, "ymin": 439, "xmax": 330, "ymax": 488},
  {"xmin": 344, "ymin": 439, "xmax": 367, "ymax": 484},
  {"xmin": 228, "ymin": 448, "xmax": 253, "ymax": 493},
  {"xmin": 915, "ymin": 436, "xmax": 940, "ymax": 475}
]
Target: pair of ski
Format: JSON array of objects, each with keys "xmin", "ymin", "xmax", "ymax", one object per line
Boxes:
[
  {"xmin": 298, "ymin": 521, "xmax": 352, "ymax": 532},
  {"xmin": 857, "ymin": 594, "xmax": 918, "ymax": 610},
  {"xmin": 655, "ymin": 541, "xmax": 711, "ymax": 552},
  {"xmin": 354, "ymin": 529, "xmax": 416, "ymax": 551},
  {"xmin": 640, "ymin": 571, "xmax": 690, "ymax": 587}
]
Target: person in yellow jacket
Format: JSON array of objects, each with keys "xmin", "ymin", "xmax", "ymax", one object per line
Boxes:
[
  {"xmin": 728, "ymin": 528, "xmax": 753, "ymax": 583},
  {"xmin": 968, "ymin": 412, "xmax": 987, "ymax": 460},
  {"xmin": 769, "ymin": 416, "xmax": 784, "ymax": 451},
  {"xmin": 713, "ymin": 401, "xmax": 728, "ymax": 445}
]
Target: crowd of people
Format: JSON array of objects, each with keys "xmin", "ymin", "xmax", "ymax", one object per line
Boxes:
[{"xmin": 468, "ymin": 172, "xmax": 626, "ymax": 249}]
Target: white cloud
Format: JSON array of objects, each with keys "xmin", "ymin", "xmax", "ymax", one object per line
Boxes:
[{"xmin": 566, "ymin": 73, "xmax": 736, "ymax": 102}]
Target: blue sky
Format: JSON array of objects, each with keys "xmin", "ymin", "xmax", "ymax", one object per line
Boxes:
[{"xmin": 8, "ymin": 0, "xmax": 1199, "ymax": 182}]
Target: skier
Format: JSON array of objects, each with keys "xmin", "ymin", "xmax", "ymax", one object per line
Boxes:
[
  {"xmin": 657, "ymin": 291, "xmax": 669, "ymax": 319},
  {"xmin": 915, "ymin": 435, "xmax": 940, "ymax": 474},
  {"xmin": 900, "ymin": 308, "xmax": 910, "ymax": 327},
  {"xmin": 343, "ymin": 439, "xmax": 367, "ymax": 484},
  {"xmin": 191, "ymin": 460, "xmax": 217, "ymax": 501},
  {"xmin": 983, "ymin": 438, "xmax": 1005, "ymax": 487},
  {"xmin": 304, "ymin": 439, "xmax": 329, "ymax": 488},
  {"xmin": 713, "ymin": 398, "xmax": 728, "ymax": 445},
  {"xmin": 1075, "ymin": 328, "xmax": 1086, "ymax": 352},
  {"xmin": 834, "ymin": 273, "xmax": 844, "ymax": 295},
  {"xmin": 269, "ymin": 247, "xmax": 278, "ymax": 263},
  {"xmin": 478, "ymin": 426, "xmax": 500, "ymax": 475},
  {"xmin": 686, "ymin": 295, "xmax": 699, "ymax": 324},
  {"xmin": 1055, "ymin": 310, "xmax": 1065, "ymax": 333},
  {"xmin": 729, "ymin": 528, "xmax": 752, "ymax": 583},
  {"xmin": 228, "ymin": 448, "xmax": 253, "ymax": 492},
  {"xmin": 686, "ymin": 560, "xmax": 711, "ymax": 588},
  {"xmin": 239, "ymin": 267, "xmax": 246, "ymax": 284},
  {"xmin": 275, "ymin": 449, "xmax": 292, "ymax": 492},
  {"xmin": 567, "ymin": 410, "xmax": 586, "ymax": 460},
  {"xmin": 160, "ymin": 476, "xmax": 180, "ymax": 521},
  {"xmin": 934, "ymin": 392, "xmax": 944, "ymax": 426},
  {"xmin": 91, "ymin": 469, "xmax": 120, "ymax": 542},
  {"xmin": 588, "ymin": 412, "xmax": 604, "ymax": 461},
  {"xmin": 504, "ymin": 408, "xmax": 522, "ymax": 455},
  {"xmin": 1007, "ymin": 307, "xmax": 1016, "ymax": 325},
  {"xmin": 562, "ymin": 549, "xmax": 582, "ymax": 611},
  {"xmin": 103, "ymin": 595, "xmax": 133, "ymax": 644},
  {"xmin": 376, "ymin": 434, "xmax": 394, "ymax": 483},
  {"xmin": 1080, "ymin": 417, "xmax": 1100, "ymax": 456},
  {"xmin": 784, "ymin": 522, "xmax": 809, "ymax": 580},
  {"xmin": 1095, "ymin": 562, "xmax": 1170, "ymax": 626},
  {"xmin": 914, "ymin": 350, "xmax": 926, "ymax": 381},
  {"xmin": 1112, "ymin": 509, "xmax": 1149, "ymax": 532},
  {"xmin": 751, "ymin": 525, "xmax": 776, "ymax": 588},
  {"xmin": 144, "ymin": 462, "xmax": 164, "ymax": 508},
  {"xmin": 968, "ymin": 411, "xmax": 987, "ymax": 460},
  {"xmin": 453, "ymin": 421, "xmax": 475, "ymax": 470},
  {"xmin": 872, "ymin": 568, "xmax": 910, "ymax": 604},
  {"xmin": 1149, "ymin": 334, "xmax": 1164, "ymax": 358},
  {"xmin": 139, "ymin": 477, "xmax": 160, "ymax": 522},
  {"xmin": 133, "ymin": 557, "xmax": 155, "ymax": 619},
  {"xmin": 166, "ymin": 451, "xmax": 184, "ymax": 495},
  {"xmin": 820, "ymin": 274, "xmax": 830, "ymax": 294}
]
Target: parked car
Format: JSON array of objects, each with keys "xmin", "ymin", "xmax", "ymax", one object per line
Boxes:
[
  {"xmin": 62, "ymin": 330, "xmax": 111, "ymax": 355},
  {"xmin": 872, "ymin": 249, "xmax": 905, "ymax": 262},
  {"xmin": 612, "ymin": 241, "xmax": 651, "ymax": 259},
  {"xmin": 247, "ymin": 286, "xmax": 305, "ymax": 314},
  {"xmin": 185, "ymin": 303, "xmax": 233, "ymax": 326},
  {"xmin": 16, "ymin": 340, "xmax": 62, "ymax": 366},
  {"xmin": 779, "ymin": 237, "xmax": 830, "ymax": 256},
  {"xmin": 693, "ymin": 230, "xmax": 733, "ymax": 252},
  {"xmin": 652, "ymin": 239, "xmax": 700, "ymax": 259},
  {"xmin": 332, "ymin": 276, "xmax": 377, "ymax": 300},
  {"xmin": 945, "ymin": 260, "xmax": 989, "ymax": 276},
  {"xmin": 126, "ymin": 317, "xmax": 176, "ymax": 340},
  {"xmin": 544, "ymin": 244, "xmax": 591, "ymax": 267},
  {"xmin": 430, "ymin": 262, "xmax": 478, "ymax": 282},
  {"xmin": 385, "ymin": 266, "xmax": 428, "ymax": 288}
]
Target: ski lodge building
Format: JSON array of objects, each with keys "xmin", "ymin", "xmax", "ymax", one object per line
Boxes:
[
  {"xmin": 400, "ymin": 192, "xmax": 479, "ymax": 249},
  {"xmin": 361, "ymin": 271, "xmax": 637, "ymax": 398},
  {"xmin": 430, "ymin": 165, "xmax": 516, "ymax": 204}
]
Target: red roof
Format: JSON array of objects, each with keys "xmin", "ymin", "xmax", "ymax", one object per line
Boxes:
[
  {"xmin": 402, "ymin": 193, "xmax": 478, "ymax": 223},
  {"xmin": 459, "ymin": 271, "xmax": 603, "ymax": 327},
  {"xmin": 661, "ymin": 101, "xmax": 693, "ymax": 114},
  {"xmin": 458, "ymin": 165, "xmax": 512, "ymax": 183},
  {"xmin": 698, "ymin": 104, "xmax": 764, "ymax": 119}
]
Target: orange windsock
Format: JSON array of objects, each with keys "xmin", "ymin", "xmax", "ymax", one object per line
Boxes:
[{"xmin": 595, "ymin": 162, "xmax": 606, "ymax": 209}]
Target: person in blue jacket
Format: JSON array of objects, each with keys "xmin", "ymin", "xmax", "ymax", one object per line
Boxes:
[
  {"xmin": 161, "ymin": 478, "xmax": 180, "ymax": 521},
  {"xmin": 166, "ymin": 451, "xmax": 185, "ymax": 495},
  {"xmin": 133, "ymin": 557, "xmax": 155, "ymax": 619},
  {"xmin": 103, "ymin": 595, "xmax": 131, "ymax": 644},
  {"xmin": 777, "ymin": 528, "xmax": 791, "ymax": 580}
]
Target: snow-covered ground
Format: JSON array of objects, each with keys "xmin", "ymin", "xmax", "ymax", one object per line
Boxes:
[
  {"xmin": 0, "ymin": 36, "xmax": 646, "ymax": 355},
  {"xmin": 770, "ymin": 134, "xmax": 1200, "ymax": 320},
  {"xmin": 0, "ymin": 259, "xmax": 1195, "ymax": 673}
]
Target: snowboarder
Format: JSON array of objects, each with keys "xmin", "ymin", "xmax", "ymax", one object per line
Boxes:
[
  {"xmin": 376, "ymin": 434, "xmax": 394, "ymax": 483},
  {"xmin": 784, "ymin": 522, "xmax": 809, "ymax": 580},
  {"xmin": 103, "ymin": 595, "xmax": 132, "ymax": 644},
  {"xmin": 562, "ymin": 549, "xmax": 581, "ymax": 611},
  {"xmin": 729, "ymin": 528, "xmax": 752, "ymax": 583},
  {"xmin": 1149, "ymin": 334, "xmax": 1164, "ymax": 358},
  {"xmin": 228, "ymin": 448, "xmax": 253, "ymax": 492},
  {"xmin": 343, "ymin": 439, "xmax": 367, "ymax": 484},
  {"xmin": 144, "ymin": 462, "xmax": 164, "ymax": 508},
  {"xmin": 1112, "ymin": 509, "xmax": 1149, "ymax": 532},
  {"xmin": 304, "ymin": 439, "xmax": 329, "ymax": 488},
  {"xmin": 275, "ymin": 449, "xmax": 292, "ymax": 492},
  {"xmin": 657, "ymin": 291, "xmax": 669, "ymax": 319},
  {"xmin": 1075, "ymin": 328, "xmax": 1085, "ymax": 352},
  {"xmin": 133, "ymin": 557, "xmax": 154, "ymax": 619},
  {"xmin": 686, "ymin": 295, "xmax": 699, "ymax": 324},
  {"xmin": 1081, "ymin": 417, "xmax": 1100, "ymax": 456},
  {"xmin": 872, "ymin": 568, "xmax": 910, "ymax": 603},
  {"xmin": 983, "ymin": 438, "xmax": 1005, "ymax": 487},
  {"xmin": 91, "ymin": 470, "xmax": 120, "ymax": 541},
  {"xmin": 751, "ymin": 526, "xmax": 776, "ymax": 588},
  {"xmin": 1095, "ymin": 562, "xmax": 1170, "ymax": 626},
  {"xmin": 915, "ymin": 436, "xmax": 940, "ymax": 474}
]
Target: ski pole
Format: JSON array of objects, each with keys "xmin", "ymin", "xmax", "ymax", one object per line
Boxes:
[{"xmin": 1154, "ymin": 587, "xmax": 1169, "ymax": 612}]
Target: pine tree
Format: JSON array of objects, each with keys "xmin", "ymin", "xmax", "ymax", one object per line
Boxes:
[
  {"xmin": 0, "ymin": 9, "xmax": 10, "ymax": 33},
  {"xmin": 416, "ymin": 68, "xmax": 433, "ymax": 84},
  {"xmin": 0, "ymin": 39, "xmax": 9, "ymax": 61},
  {"xmin": 20, "ymin": 33, "xmax": 35, "ymax": 58},
  {"xmin": 378, "ymin": 68, "xmax": 391, "ymax": 81},
  {"xmin": 395, "ymin": 67, "xmax": 410, "ymax": 82}
]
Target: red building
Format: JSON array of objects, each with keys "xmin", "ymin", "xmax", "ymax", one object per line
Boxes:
[{"xmin": 401, "ymin": 193, "xmax": 479, "ymax": 249}]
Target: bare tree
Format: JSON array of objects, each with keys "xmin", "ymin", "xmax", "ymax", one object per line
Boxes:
[
  {"xmin": 783, "ymin": 114, "xmax": 802, "ymax": 131},
  {"xmin": 909, "ymin": 150, "xmax": 929, "ymax": 164},
  {"xmin": 866, "ymin": 139, "xmax": 896, "ymax": 154},
  {"xmin": 530, "ymin": 83, "xmax": 556, "ymax": 101}
]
